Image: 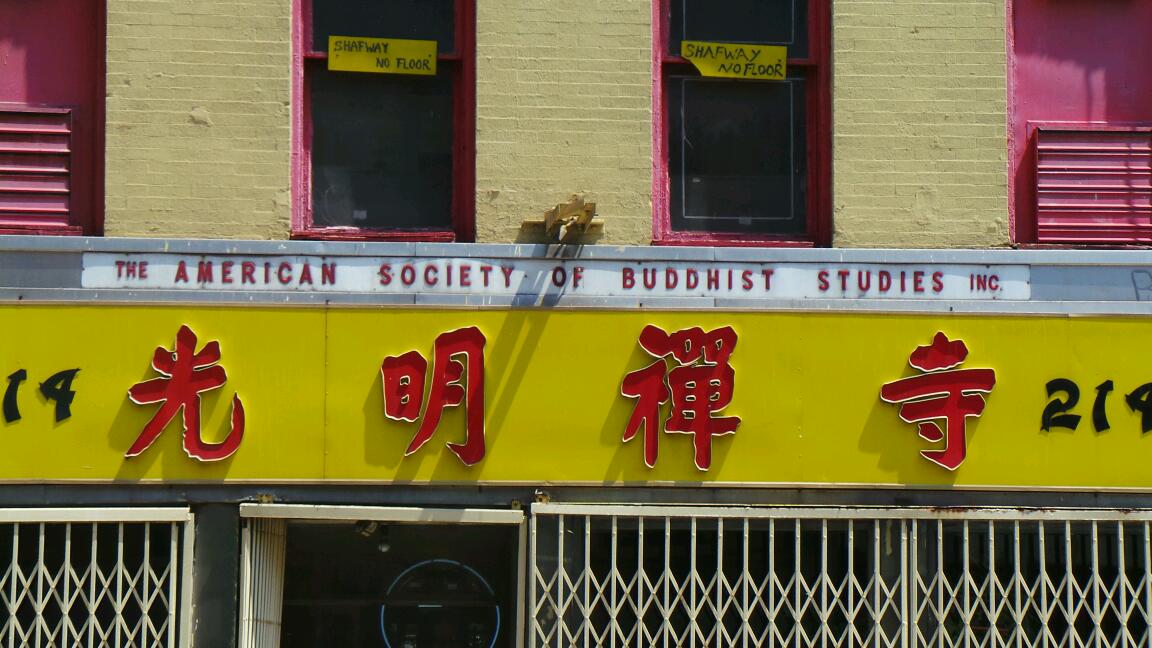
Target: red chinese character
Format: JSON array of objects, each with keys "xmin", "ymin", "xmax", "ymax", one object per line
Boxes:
[
  {"xmin": 381, "ymin": 327, "xmax": 486, "ymax": 466},
  {"xmin": 880, "ymin": 332, "xmax": 995, "ymax": 471},
  {"xmin": 381, "ymin": 351, "xmax": 426, "ymax": 423},
  {"xmin": 621, "ymin": 325, "xmax": 740, "ymax": 471},
  {"xmin": 126, "ymin": 325, "xmax": 245, "ymax": 461}
]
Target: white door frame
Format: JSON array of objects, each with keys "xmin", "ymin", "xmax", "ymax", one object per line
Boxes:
[{"xmin": 239, "ymin": 503, "xmax": 527, "ymax": 648}]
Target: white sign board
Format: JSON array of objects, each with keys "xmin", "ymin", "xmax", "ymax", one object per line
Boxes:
[{"xmin": 82, "ymin": 253, "xmax": 1031, "ymax": 301}]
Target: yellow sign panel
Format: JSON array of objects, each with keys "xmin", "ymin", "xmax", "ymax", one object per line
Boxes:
[
  {"xmin": 681, "ymin": 41, "xmax": 787, "ymax": 80},
  {"xmin": 328, "ymin": 36, "xmax": 437, "ymax": 76},
  {"xmin": 2, "ymin": 305, "xmax": 1152, "ymax": 489}
]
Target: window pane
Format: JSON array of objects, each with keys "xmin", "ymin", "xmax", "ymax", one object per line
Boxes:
[
  {"xmin": 669, "ymin": 0, "xmax": 808, "ymax": 59},
  {"xmin": 668, "ymin": 76, "xmax": 807, "ymax": 235},
  {"xmin": 310, "ymin": 68, "xmax": 454, "ymax": 230},
  {"xmin": 312, "ymin": 0, "xmax": 455, "ymax": 54}
]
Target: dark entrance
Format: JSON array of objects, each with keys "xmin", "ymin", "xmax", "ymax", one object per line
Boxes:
[{"xmin": 280, "ymin": 521, "xmax": 518, "ymax": 648}]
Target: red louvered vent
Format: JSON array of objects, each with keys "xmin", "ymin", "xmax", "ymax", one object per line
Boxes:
[
  {"xmin": 0, "ymin": 107, "xmax": 72, "ymax": 230},
  {"xmin": 1035, "ymin": 127, "xmax": 1152, "ymax": 244}
]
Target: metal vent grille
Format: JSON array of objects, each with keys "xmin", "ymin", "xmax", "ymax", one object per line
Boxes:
[
  {"xmin": 1036, "ymin": 127, "xmax": 1152, "ymax": 243},
  {"xmin": 530, "ymin": 505, "xmax": 1152, "ymax": 648},
  {"xmin": 0, "ymin": 512, "xmax": 190, "ymax": 648},
  {"xmin": 0, "ymin": 107, "xmax": 72, "ymax": 229}
]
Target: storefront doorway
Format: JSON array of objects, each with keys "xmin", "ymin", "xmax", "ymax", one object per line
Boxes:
[{"xmin": 238, "ymin": 505, "xmax": 525, "ymax": 648}]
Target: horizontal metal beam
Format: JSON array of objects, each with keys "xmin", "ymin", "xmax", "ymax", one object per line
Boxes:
[
  {"xmin": 532, "ymin": 502, "xmax": 1152, "ymax": 521},
  {"xmin": 0, "ymin": 506, "xmax": 192, "ymax": 523},
  {"xmin": 0, "ymin": 234, "xmax": 1150, "ymax": 267},
  {"xmin": 239, "ymin": 503, "xmax": 524, "ymax": 524}
]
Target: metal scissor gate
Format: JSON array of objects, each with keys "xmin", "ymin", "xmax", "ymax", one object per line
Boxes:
[
  {"xmin": 530, "ymin": 504, "xmax": 1152, "ymax": 648},
  {"xmin": 0, "ymin": 508, "xmax": 192, "ymax": 648}
]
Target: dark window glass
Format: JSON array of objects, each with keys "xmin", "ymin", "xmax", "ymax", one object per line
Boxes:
[
  {"xmin": 668, "ymin": 76, "xmax": 807, "ymax": 235},
  {"xmin": 310, "ymin": 69, "xmax": 454, "ymax": 230},
  {"xmin": 312, "ymin": 0, "xmax": 456, "ymax": 54},
  {"xmin": 669, "ymin": 0, "xmax": 808, "ymax": 58}
]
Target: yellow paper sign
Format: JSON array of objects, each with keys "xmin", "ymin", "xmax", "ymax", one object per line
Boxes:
[
  {"xmin": 681, "ymin": 40, "xmax": 787, "ymax": 80},
  {"xmin": 327, "ymin": 36, "xmax": 437, "ymax": 76}
]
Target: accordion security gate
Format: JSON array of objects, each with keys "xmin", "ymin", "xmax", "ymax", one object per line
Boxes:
[
  {"xmin": 0, "ymin": 509, "xmax": 192, "ymax": 648},
  {"xmin": 530, "ymin": 505, "xmax": 1152, "ymax": 648}
]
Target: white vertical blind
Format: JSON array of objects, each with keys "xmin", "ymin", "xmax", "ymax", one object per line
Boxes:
[{"xmin": 239, "ymin": 518, "xmax": 287, "ymax": 648}]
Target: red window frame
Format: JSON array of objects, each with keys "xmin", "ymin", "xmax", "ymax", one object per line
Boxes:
[
  {"xmin": 652, "ymin": 0, "xmax": 830, "ymax": 247},
  {"xmin": 291, "ymin": 0, "xmax": 475, "ymax": 242}
]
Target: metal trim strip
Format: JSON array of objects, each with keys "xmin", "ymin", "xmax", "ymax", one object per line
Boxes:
[
  {"xmin": 0, "ymin": 235, "xmax": 1147, "ymax": 266},
  {"xmin": 239, "ymin": 502, "xmax": 524, "ymax": 524},
  {"xmin": 0, "ymin": 506, "xmax": 192, "ymax": 523},
  {"xmin": 1, "ymin": 288, "xmax": 1149, "ymax": 315},
  {"xmin": 531, "ymin": 503, "xmax": 1152, "ymax": 521}
]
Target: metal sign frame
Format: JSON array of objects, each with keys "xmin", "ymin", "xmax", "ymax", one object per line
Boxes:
[{"xmin": 0, "ymin": 236, "xmax": 1151, "ymax": 314}]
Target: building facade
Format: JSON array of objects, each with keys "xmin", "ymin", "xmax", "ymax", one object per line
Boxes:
[{"xmin": 0, "ymin": 0, "xmax": 1151, "ymax": 646}]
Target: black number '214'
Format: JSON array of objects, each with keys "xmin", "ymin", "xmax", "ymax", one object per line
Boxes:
[
  {"xmin": 3, "ymin": 368, "xmax": 79, "ymax": 423},
  {"xmin": 1042, "ymin": 378, "xmax": 1152, "ymax": 433}
]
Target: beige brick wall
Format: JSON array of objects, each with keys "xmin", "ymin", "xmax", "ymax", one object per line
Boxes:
[
  {"xmin": 833, "ymin": 0, "xmax": 1009, "ymax": 248},
  {"xmin": 101, "ymin": 1, "xmax": 1009, "ymax": 248},
  {"xmin": 474, "ymin": 1, "xmax": 653, "ymax": 245},
  {"xmin": 104, "ymin": 0, "xmax": 291, "ymax": 239}
]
